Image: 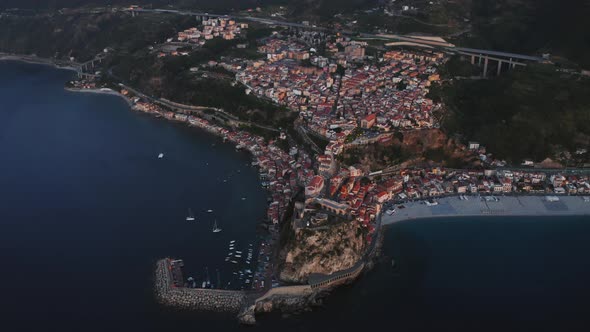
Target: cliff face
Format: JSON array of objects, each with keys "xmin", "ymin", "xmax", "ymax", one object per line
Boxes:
[{"xmin": 279, "ymin": 221, "xmax": 367, "ymax": 283}]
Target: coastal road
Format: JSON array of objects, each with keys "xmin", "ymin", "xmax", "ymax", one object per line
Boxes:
[{"xmin": 118, "ymin": 83, "xmax": 280, "ymax": 133}]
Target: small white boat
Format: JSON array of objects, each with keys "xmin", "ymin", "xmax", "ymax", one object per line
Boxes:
[
  {"xmin": 241, "ymin": 197, "xmax": 247, "ymax": 200},
  {"xmin": 186, "ymin": 208, "xmax": 195, "ymax": 221},
  {"xmin": 235, "ymin": 251, "xmax": 242, "ymax": 254},
  {"xmin": 207, "ymin": 209, "xmax": 213, "ymax": 213},
  {"xmin": 158, "ymin": 153, "xmax": 164, "ymax": 159},
  {"xmin": 212, "ymin": 219, "xmax": 222, "ymax": 233},
  {"xmin": 230, "ymin": 260, "xmax": 238, "ymax": 264},
  {"xmin": 235, "ymin": 255, "xmax": 242, "ymax": 258},
  {"xmin": 230, "ymin": 240, "xmax": 236, "ymax": 243}
]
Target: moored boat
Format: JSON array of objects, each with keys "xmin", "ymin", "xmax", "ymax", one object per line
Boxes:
[{"xmin": 186, "ymin": 208, "xmax": 195, "ymax": 221}]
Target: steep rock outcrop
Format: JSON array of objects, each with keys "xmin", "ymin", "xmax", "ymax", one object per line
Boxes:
[{"xmin": 279, "ymin": 221, "xmax": 367, "ymax": 283}]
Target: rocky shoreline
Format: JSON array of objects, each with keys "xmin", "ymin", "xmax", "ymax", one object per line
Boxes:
[
  {"xmin": 0, "ymin": 53, "xmax": 80, "ymax": 71},
  {"xmin": 155, "ymin": 259, "xmax": 248, "ymax": 313},
  {"xmin": 154, "ymin": 258, "xmax": 332, "ymax": 325},
  {"xmin": 64, "ymin": 87, "xmax": 134, "ymax": 106}
]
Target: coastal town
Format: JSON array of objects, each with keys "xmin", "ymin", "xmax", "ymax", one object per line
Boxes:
[
  {"xmin": 4, "ymin": 1, "xmax": 590, "ymax": 331},
  {"xmin": 237, "ymin": 38, "xmax": 443, "ymax": 139},
  {"xmin": 156, "ymin": 17, "xmax": 249, "ymax": 57},
  {"xmin": 57, "ymin": 5, "xmax": 590, "ymax": 324},
  {"xmin": 84, "ymin": 80, "xmax": 590, "ymax": 293}
]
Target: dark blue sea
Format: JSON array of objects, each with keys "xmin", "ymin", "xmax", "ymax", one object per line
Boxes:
[{"xmin": 0, "ymin": 61, "xmax": 589, "ymax": 332}]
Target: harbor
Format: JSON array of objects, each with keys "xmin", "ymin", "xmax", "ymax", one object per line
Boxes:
[{"xmin": 0, "ymin": 61, "xmax": 273, "ymax": 330}]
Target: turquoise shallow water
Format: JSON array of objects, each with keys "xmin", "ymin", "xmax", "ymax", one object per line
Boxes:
[{"xmin": 1, "ymin": 61, "xmax": 589, "ymax": 332}]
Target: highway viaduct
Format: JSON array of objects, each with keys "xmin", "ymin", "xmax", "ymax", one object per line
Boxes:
[{"xmin": 127, "ymin": 8, "xmax": 549, "ymax": 77}]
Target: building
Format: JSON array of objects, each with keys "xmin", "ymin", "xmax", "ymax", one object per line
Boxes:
[
  {"xmin": 360, "ymin": 114, "xmax": 376, "ymax": 129},
  {"xmin": 344, "ymin": 44, "xmax": 365, "ymax": 59},
  {"xmin": 314, "ymin": 198, "xmax": 350, "ymax": 216},
  {"xmin": 305, "ymin": 175, "xmax": 325, "ymax": 197}
]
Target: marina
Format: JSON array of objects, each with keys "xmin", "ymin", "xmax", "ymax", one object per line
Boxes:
[{"xmin": 0, "ymin": 61, "xmax": 271, "ymax": 330}]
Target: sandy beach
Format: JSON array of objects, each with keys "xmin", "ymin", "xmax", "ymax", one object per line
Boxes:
[{"xmin": 382, "ymin": 195, "xmax": 590, "ymax": 225}]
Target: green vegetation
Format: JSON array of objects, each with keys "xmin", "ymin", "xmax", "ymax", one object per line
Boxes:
[
  {"xmin": 289, "ymin": 0, "xmax": 376, "ymax": 20},
  {"xmin": 308, "ymin": 133, "xmax": 330, "ymax": 151},
  {"xmin": 431, "ymin": 64, "xmax": 590, "ymax": 163},
  {"xmin": 356, "ymin": 12, "xmax": 454, "ymax": 35},
  {"xmin": 0, "ymin": 12, "xmax": 194, "ymax": 61},
  {"xmin": 462, "ymin": 0, "xmax": 590, "ymax": 69},
  {"xmin": 345, "ymin": 127, "xmax": 364, "ymax": 143},
  {"xmin": 424, "ymin": 147, "xmax": 469, "ymax": 169},
  {"xmin": 437, "ymin": 55, "xmax": 479, "ymax": 78},
  {"xmin": 338, "ymin": 142, "xmax": 409, "ymax": 171}
]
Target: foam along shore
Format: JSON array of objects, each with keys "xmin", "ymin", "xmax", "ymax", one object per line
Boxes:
[
  {"xmin": 382, "ymin": 195, "xmax": 590, "ymax": 226},
  {"xmin": 64, "ymin": 87, "xmax": 133, "ymax": 105}
]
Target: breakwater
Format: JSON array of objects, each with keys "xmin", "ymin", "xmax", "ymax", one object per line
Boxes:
[
  {"xmin": 155, "ymin": 259, "xmax": 247, "ymax": 312},
  {"xmin": 155, "ymin": 256, "xmax": 368, "ymax": 323}
]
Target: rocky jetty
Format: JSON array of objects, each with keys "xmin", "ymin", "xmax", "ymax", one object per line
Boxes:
[{"xmin": 154, "ymin": 259, "xmax": 246, "ymax": 313}]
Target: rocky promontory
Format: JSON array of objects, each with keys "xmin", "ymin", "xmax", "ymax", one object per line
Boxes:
[{"xmin": 279, "ymin": 221, "xmax": 367, "ymax": 283}]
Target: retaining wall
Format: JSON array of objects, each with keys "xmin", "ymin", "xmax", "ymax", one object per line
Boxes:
[{"xmin": 255, "ymin": 285, "xmax": 313, "ymax": 303}]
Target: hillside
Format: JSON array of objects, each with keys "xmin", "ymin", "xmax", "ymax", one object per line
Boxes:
[
  {"xmin": 280, "ymin": 221, "xmax": 367, "ymax": 283},
  {"xmin": 461, "ymin": 0, "xmax": 590, "ymax": 69},
  {"xmin": 430, "ymin": 64, "xmax": 590, "ymax": 165}
]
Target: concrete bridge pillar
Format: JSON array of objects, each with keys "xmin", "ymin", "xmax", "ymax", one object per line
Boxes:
[
  {"xmin": 478, "ymin": 55, "xmax": 483, "ymax": 66},
  {"xmin": 483, "ymin": 56, "xmax": 489, "ymax": 78},
  {"xmin": 471, "ymin": 55, "xmax": 475, "ymax": 65},
  {"xmin": 497, "ymin": 60, "xmax": 503, "ymax": 76}
]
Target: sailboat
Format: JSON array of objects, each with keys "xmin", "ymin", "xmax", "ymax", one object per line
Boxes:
[
  {"xmin": 186, "ymin": 208, "xmax": 195, "ymax": 221},
  {"xmin": 205, "ymin": 267, "xmax": 211, "ymax": 288},
  {"xmin": 212, "ymin": 219, "xmax": 222, "ymax": 233}
]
